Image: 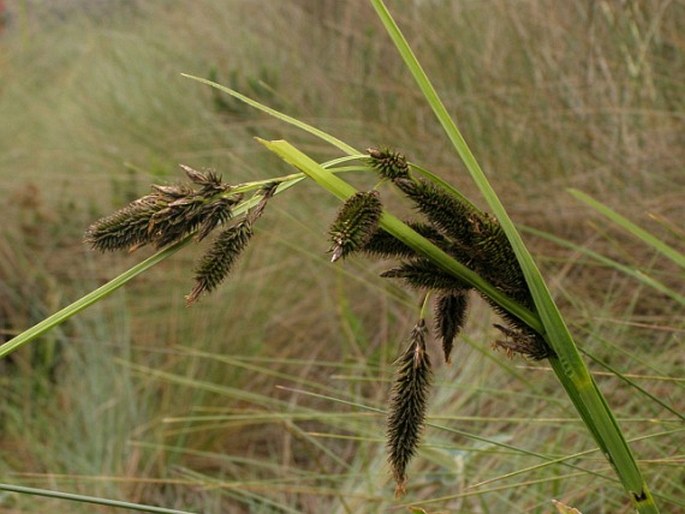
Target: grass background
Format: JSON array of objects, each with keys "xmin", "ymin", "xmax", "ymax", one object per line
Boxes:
[{"xmin": 0, "ymin": 0, "xmax": 683, "ymax": 512}]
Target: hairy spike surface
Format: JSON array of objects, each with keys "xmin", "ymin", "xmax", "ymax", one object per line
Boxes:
[
  {"xmin": 328, "ymin": 190, "xmax": 382, "ymax": 262},
  {"xmin": 434, "ymin": 291, "xmax": 469, "ymax": 363},
  {"xmin": 86, "ymin": 166, "xmax": 239, "ymax": 252},
  {"xmin": 387, "ymin": 319, "xmax": 432, "ymax": 496},
  {"xmin": 362, "ymin": 222, "xmax": 451, "ymax": 260},
  {"xmin": 195, "ymin": 197, "xmax": 240, "ymax": 242},
  {"xmin": 394, "ymin": 177, "xmax": 484, "ymax": 249},
  {"xmin": 367, "ymin": 147, "xmax": 410, "ymax": 181},
  {"xmin": 84, "ymin": 195, "xmax": 163, "ymax": 252},
  {"xmin": 492, "ymin": 323, "xmax": 555, "ymax": 361},
  {"xmin": 185, "ymin": 220, "xmax": 253, "ymax": 306},
  {"xmin": 381, "ymin": 259, "xmax": 470, "ymax": 292}
]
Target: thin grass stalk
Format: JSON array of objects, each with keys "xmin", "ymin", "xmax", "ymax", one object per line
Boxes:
[
  {"xmin": 568, "ymin": 189, "xmax": 685, "ymax": 269},
  {"xmin": 0, "ymin": 483, "xmax": 193, "ymax": 514},
  {"xmin": 522, "ymin": 225, "xmax": 685, "ymax": 306},
  {"xmin": 368, "ymin": 1, "xmax": 658, "ymax": 511}
]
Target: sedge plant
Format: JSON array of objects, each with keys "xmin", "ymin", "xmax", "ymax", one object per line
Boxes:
[{"xmin": 0, "ymin": 1, "xmax": 665, "ymax": 512}]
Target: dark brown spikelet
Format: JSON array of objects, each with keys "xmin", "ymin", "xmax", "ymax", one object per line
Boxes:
[
  {"xmin": 362, "ymin": 222, "xmax": 450, "ymax": 260},
  {"xmin": 472, "ymin": 219, "xmax": 530, "ymax": 301},
  {"xmin": 84, "ymin": 195, "xmax": 163, "ymax": 252},
  {"xmin": 247, "ymin": 181, "xmax": 279, "ymax": 223},
  {"xmin": 195, "ymin": 196, "xmax": 241, "ymax": 242},
  {"xmin": 86, "ymin": 165, "xmax": 239, "ymax": 252},
  {"xmin": 387, "ymin": 319, "xmax": 432, "ymax": 496},
  {"xmin": 328, "ymin": 190, "xmax": 382, "ymax": 262},
  {"xmin": 185, "ymin": 220, "xmax": 254, "ymax": 306},
  {"xmin": 367, "ymin": 147, "xmax": 410, "ymax": 181},
  {"xmin": 394, "ymin": 177, "xmax": 485, "ymax": 249},
  {"xmin": 434, "ymin": 291, "xmax": 469, "ymax": 363},
  {"xmin": 179, "ymin": 164, "xmax": 230, "ymax": 196},
  {"xmin": 492, "ymin": 323, "xmax": 555, "ymax": 361},
  {"xmin": 381, "ymin": 259, "xmax": 471, "ymax": 292}
]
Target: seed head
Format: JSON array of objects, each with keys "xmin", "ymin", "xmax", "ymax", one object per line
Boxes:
[
  {"xmin": 367, "ymin": 147, "xmax": 410, "ymax": 181},
  {"xmin": 328, "ymin": 190, "xmax": 382, "ymax": 262},
  {"xmin": 387, "ymin": 319, "xmax": 432, "ymax": 496}
]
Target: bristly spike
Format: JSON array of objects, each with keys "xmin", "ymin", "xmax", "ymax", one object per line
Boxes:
[
  {"xmin": 387, "ymin": 319, "xmax": 432, "ymax": 496},
  {"xmin": 434, "ymin": 291, "xmax": 469, "ymax": 363},
  {"xmin": 393, "ymin": 177, "xmax": 486, "ymax": 250},
  {"xmin": 381, "ymin": 259, "xmax": 471, "ymax": 292},
  {"xmin": 84, "ymin": 195, "xmax": 162, "ymax": 252},
  {"xmin": 327, "ymin": 190, "xmax": 382, "ymax": 262},
  {"xmin": 492, "ymin": 322, "xmax": 554, "ymax": 361},
  {"xmin": 362, "ymin": 221, "xmax": 451, "ymax": 260},
  {"xmin": 185, "ymin": 219, "xmax": 253, "ymax": 306},
  {"xmin": 367, "ymin": 147, "xmax": 410, "ymax": 181}
]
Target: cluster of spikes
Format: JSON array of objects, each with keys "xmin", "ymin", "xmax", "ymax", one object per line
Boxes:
[
  {"xmin": 84, "ymin": 165, "xmax": 277, "ymax": 305},
  {"xmin": 327, "ymin": 147, "xmax": 555, "ymax": 494}
]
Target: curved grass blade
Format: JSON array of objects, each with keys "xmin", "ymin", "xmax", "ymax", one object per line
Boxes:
[
  {"xmin": 569, "ymin": 189, "xmax": 685, "ymax": 270},
  {"xmin": 180, "ymin": 73, "xmax": 361, "ymax": 157},
  {"xmin": 522, "ymin": 225, "xmax": 685, "ymax": 306}
]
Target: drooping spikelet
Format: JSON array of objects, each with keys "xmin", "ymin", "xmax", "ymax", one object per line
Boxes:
[
  {"xmin": 185, "ymin": 220, "xmax": 254, "ymax": 306},
  {"xmin": 387, "ymin": 319, "xmax": 432, "ymax": 496},
  {"xmin": 185, "ymin": 183, "xmax": 277, "ymax": 306},
  {"xmin": 434, "ymin": 291, "xmax": 469, "ymax": 363},
  {"xmin": 328, "ymin": 190, "xmax": 382, "ymax": 262},
  {"xmin": 367, "ymin": 147, "xmax": 410, "ymax": 181}
]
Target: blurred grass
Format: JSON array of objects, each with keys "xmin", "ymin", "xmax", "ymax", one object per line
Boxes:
[{"xmin": 0, "ymin": 0, "xmax": 683, "ymax": 512}]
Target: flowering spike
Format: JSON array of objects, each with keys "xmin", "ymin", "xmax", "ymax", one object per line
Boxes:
[
  {"xmin": 367, "ymin": 147, "xmax": 410, "ymax": 181},
  {"xmin": 185, "ymin": 220, "xmax": 254, "ymax": 306},
  {"xmin": 328, "ymin": 190, "xmax": 382, "ymax": 262},
  {"xmin": 434, "ymin": 291, "xmax": 469, "ymax": 363},
  {"xmin": 387, "ymin": 319, "xmax": 432, "ymax": 496}
]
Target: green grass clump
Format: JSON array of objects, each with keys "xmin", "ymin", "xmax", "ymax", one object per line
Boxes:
[{"xmin": 0, "ymin": 1, "xmax": 683, "ymax": 513}]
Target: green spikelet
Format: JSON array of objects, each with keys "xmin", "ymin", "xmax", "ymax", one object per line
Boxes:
[
  {"xmin": 185, "ymin": 220, "xmax": 253, "ymax": 305},
  {"xmin": 387, "ymin": 319, "xmax": 432, "ymax": 496},
  {"xmin": 367, "ymin": 147, "xmax": 410, "ymax": 181},
  {"xmin": 434, "ymin": 291, "xmax": 469, "ymax": 363},
  {"xmin": 328, "ymin": 190, "xmax": 382, "ymax": 262}
]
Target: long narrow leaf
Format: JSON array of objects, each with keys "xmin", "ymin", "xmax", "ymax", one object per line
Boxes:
[
  {"xmin": 569, "ymin": 189, "xmax": 685, "ymax": 269},
  {"xmin": 181, "ymin": 73, "xmax": 361, "ymax": 156},
  {"xmin": 522, "ymin": 225, "xmax": 685, "ymax": 306},
  {"xmin": 0, "ymin": 483, "xmax": 194, "ymax": 514}
]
